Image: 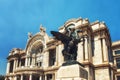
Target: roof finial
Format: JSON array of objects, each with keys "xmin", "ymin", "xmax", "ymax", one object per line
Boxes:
[
  {"xmin": 40, "ymin": 24, "xmax": 46, "ymax": 32},
  {"xmin": 28, "ymin": 32, "xmax": 32, "ymax": 38}
]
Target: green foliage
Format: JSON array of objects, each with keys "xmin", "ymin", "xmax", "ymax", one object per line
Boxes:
[{"xmin": 0, "ymin": 75, "xmax": 5, "ymax": 80}]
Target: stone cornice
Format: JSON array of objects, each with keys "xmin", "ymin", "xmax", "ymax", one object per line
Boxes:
[
  {"xmin": 44, "ymin": 66, "xmax": 59, "ymax": 72},
  {"xmin": 5, "ymin": 73, "xmax": 15, "ymax": 77},
  {"xmin": 113, "ymin": 54, "xmax": 120, "ymax": 58},
  {"xmin": 7, "ymin": 52, "xmax": 26, "ymax": 60},
  {"xmin": 92, "ymin": 27, "xmax": 107, "ymax": 33},
  {"xmin": 59, "ymin": 18, "xmax": 89, "ymax": 30},
  {"xmin": 114, "ymin": 70, "xmax": 120, "ymax": 75},
  {"xmin": 94, "ymin": 63, "xmax": 116, "ymax": 70},
  {"xmin": 82, "ymin": 61, "xmax": 94, "ymax": 67},
  {"xmin": 82, "ymin": 61, "xmax": 116, "ymax": 70},
  {"xmin": 112, "ymin": 40, "xmax": 120, "ymax": 48},
  {"xmin": 90, "ymin": 20, "xmax": 99, "ymax": 26},
  {"xmin": 94, "ymin": 63, "xmax": 110, "ymax": 68},
  {"xmin": 14, "ymin": 67, "xmax": 44, "ymax": 73},
  {"xmin": 14, "ymin": 66, "xmax": 59, "ymax": 74}
]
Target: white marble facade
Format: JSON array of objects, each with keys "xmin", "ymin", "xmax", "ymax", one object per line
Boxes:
[{"xmin": 5, "ymin": 18, "xmax": 117, "ymax": 80}]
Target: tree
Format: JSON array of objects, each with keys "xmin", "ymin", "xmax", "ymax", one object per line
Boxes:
[{"xmin": 0, "ymin": 75, "xmax": 5, "ymax": 80}]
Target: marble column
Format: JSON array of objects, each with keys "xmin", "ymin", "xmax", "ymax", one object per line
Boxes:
[
  {"xmin": 21, "ymin": 74, "xmax": 23, "ymax": 80},
  {"xmin": 14, "ymin": 76, "xmax": 17, "ymax": 80},
  {"xmin": 45, "ymin": 74, "xmax": 47, "ymax": 80},
  {"xmin": 13, "ymin": 59, "xmax": 16, "ymax": 71},
  {"xmin": 16, "ymin": 59, "xmax": 18, "ymax": 68},
  {"xmin": 29, "ymin": 74, "xmax": 32, "ymax": 80},
  {"xmin": 9, "ymin": 77, "xmax": 12, "ymax": 80},
  {"xmin": 25, "ymin": 57, "xmax": 28, "ymax": 66},
  {"xmin": 39, "ymin": 75, "xmax": 42, "ymax": 80},
  {"xmin": 55, "ymin": 46, "xmax": 58, "ymax": 66},
  {"xmin": 6, "ymin": 61, "xmax": 10, "ymax": 74}
]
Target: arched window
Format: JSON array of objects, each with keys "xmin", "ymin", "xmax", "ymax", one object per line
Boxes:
[
  {"xmin": 30, "ymin": 43, "xmax": 43, "ymax": 54},
  {"xmin": 29, "ymin": 41, "xmax": 44, "ymax": 67}
]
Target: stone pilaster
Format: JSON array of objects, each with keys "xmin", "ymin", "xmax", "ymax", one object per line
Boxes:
[
  {"xmin": 102, "ymin": 38, "xmax": 108, "ymax": 62},
  {"xmin": 85, "ymin": 36, "xmax": 89, "ymax": 61},
  {"xmin": 58, "ymin": 44, "xmax": 64, "ymax": 66},
  {"xmin": 93, "ymin": 37, "xmax": 103, "ymax": 64},
  {"xmin": 77, "ymin": 41, "xmax": 84, "ymax": 62},
  {"xmin": 43, "ymin": 51, "xmax": 49, "ymax": 67},
  {"xmin": 88, "ymin": 36, "xmax": 92, "ymax": 62}
]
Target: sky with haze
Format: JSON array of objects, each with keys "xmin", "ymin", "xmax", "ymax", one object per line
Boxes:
[{"xmin": 0, "ymin": 0, "xmax": 120, "ymax": 75}]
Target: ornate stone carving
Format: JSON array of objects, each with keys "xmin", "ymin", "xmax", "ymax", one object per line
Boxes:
[{"xmin": 40, "ymin": 24, "xmax": 46, "ymax": 36}]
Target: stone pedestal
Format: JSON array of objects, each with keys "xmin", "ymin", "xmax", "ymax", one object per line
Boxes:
[{"xmin": 56, "ymin": 64, "xmax": 88, "ymax": 80}]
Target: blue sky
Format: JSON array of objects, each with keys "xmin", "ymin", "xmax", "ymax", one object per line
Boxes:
[{"xmin": 0, "ymin": 0, "xmax": 120, "ymax": 75}]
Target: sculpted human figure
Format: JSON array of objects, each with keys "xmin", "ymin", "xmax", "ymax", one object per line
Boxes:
[{"xmin": 51, "ymin": 27, "xmax": 82, "ymax": 63}]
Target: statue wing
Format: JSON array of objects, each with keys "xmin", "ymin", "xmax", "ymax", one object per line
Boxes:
[{"xmin": 51, "ymin": 31, "xmax": 71, "ymax": 42}]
